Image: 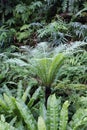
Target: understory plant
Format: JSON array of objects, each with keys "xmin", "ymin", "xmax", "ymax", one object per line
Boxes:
[
  {"xmin": 0, "ymin": 0, "xmax": 87, "ymax": 129},
  {"xmin": 30, "ymin": 53, "xmax": 65, "ymax": 87},
  {"xmin": 0, "ymin": 90, "xmax": 87, "ymax": 130},
  {"xmin": 0, "ymin": 80, "xmax": 42, "ymax": 130},
  {"xmin": 1, "ymin": 41, "xmax": 87, "ymax": 94},
  {"xmin": 38, "ymin": 19, "xmax": 69, "ymax": 45}
]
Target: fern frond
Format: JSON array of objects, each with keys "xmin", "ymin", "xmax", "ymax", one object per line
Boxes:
[
  {"xmin": 15, "ymin": 100, "xmax": 37, "ymax": 130},
  {"xmin": 62, "ymin": 0, "xmax": 68, "ymax": 12},
  {"xmin": 3, "ymin": 84, "xmax": 12, "ymax": 96},
  {"xmin": 69, "ymin": 108, "xmax": 87, "ymax": 130},
  {"xmin": 39, "ymin": 103, "xmax": 47, "ymax": 121},
  {"xmin": 17, "ymin": 80, "xmax": 23, "ymax": 99},
  {"xmin": 0, "ymin": 115, "xmax": 16, "ymax": 130},
  {"xmin": 28, "ymin": 87, "xmax": 41, "ymax": 107},
  {"xmin": 5, "ymin": 58, "xmax": 28, "ymax": 66},
  {"xmin": 0, "ymin": 120, "xmax": 16, "ymax": 130},
  {"xmin": 15, "ymin": 120, "xmax": 25, "ymax": 130},
  {"xmin": 47, "ymin": 94, "xmax": 59, "ymax": 130},
  {"xmin": 3, "ymin": 93, "xmax": 15, "ymax": 110},
  {"xmin": 31, "ymin": 53, "xmax": 65, "ymax": 86},
  {"xmin": 0, "ymin": 98, "xmax": 8, "ymax": 111},
  {"xmin": 38, "ymin": 116, "xmax": 46, "ymax": 130},
  {"xmin": 59, "ymin": 101, "xmax": 69, "ymax": 130},
  {"xmin": 47, "ymin": 53, "xmax": 65, "ymax": 86},
  {"xmin": 22, "ymin": 86, "xmax": 32, "ymax": 102}
]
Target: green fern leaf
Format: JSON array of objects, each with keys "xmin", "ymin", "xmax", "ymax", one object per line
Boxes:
[
  {"xmin": 59, "ymin": 101, "xmax": 69, "ymax": 130},
  {"xmin": 3, "ymin": 93, "xmax": 15, "ymax": 110},
  {"xmin": 47, "ymin": 94, "xmax": 59, "ymax": 130},
  {"xmin": 32, "ymin": 53, "xmax": 65, "ymax": 86},
  {"xmin": 69, "ymin": 108, "xmax": 87, "ymax": 130},
  {"xmin": 38, "ymin": 116, "xmax": 46, "ymax": 130},
  {"xmin": 22, "ymin": 86, "xmax": 32, "ymax": 102},
  {"xmin": 0, "ymin": 98, "xmax": 8, "ymax": 111},
  {"xmin": 0, "ymin": 115, "xmax": 17, "ymax": 130},
  {"xmin": 47, "ymin": 53, "xmax": 65, "ymax": 86},
  {"xmin": 39, "ymin": 103, "xmax": 47, "ymax": 121},
  {"xmin": 15, "ymin": 100, "xmax": 37, "ymax": 130},
  {"xmin": 28, "ymin": 87, "xmax": 41, "ymax": 107},
  {"xmin": 17, "ymin": 80, "xmax": 23, "ymax": 99},
  {"xmin": 15, "ymin": 4, "xmax": 26, "ymax": 13}
]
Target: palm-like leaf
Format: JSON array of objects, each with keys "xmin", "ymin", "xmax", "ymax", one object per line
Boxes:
[
  {"xmin": 47, "ymin": 53, "xmax": 65, "ymax": 86},
  {"xmin": 31, "ymin": 53, "xmax": 65, "ymax": 86}
]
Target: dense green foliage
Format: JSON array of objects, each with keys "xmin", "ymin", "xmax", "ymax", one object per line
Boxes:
[
  {"xmin": 0, "ymin": 0, "xmax": 87, "ymax": 130},
  {"xmin": 0, "ymin": 0, "xmax": 87, "ymax": 48}
]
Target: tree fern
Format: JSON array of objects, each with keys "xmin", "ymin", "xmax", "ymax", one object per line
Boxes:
[{"xmin": 31, "ymin": 53, "xmax": 65, "ymax": 86}]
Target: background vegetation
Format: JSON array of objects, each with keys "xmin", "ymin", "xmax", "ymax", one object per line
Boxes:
[{"xmin": 0, "ymin": 0, "xmax": 87, "ymax": 129}]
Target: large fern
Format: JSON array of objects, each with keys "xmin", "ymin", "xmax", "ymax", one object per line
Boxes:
[{"xmin": 31, "ymin": 53, "xmax": 65, "ymax": 87}]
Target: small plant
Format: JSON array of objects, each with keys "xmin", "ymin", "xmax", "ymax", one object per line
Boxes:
[
  {"xmin": 69, "ymin": 22, "xmax": 87, "ymax": 41},
  {"xmin": 38, "ymin": 19, "xmax": 69, "ymax": 45},
  {"xmin": 0, "ymin": 80, "xmax": 42, "ymax": 129},
  {"xmin": 61, "ymin": 0, "xmax": 82, "ymax": 14},
  {"xmin": 14, "ymin": 2, "xmax": 42, "ymax": 24},
  {"xmin": 0, "ymin": 26, "xmax": 16, "ymax": 48}
]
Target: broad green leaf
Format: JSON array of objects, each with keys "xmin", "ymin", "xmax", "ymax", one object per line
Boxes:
[
  {"xmin": 47, "ymin": 53, "xmax": 65, "ymax": 86},
  {"xmin": 47, "ymin": 94, "xmax": 59, "ymax": 130},
  {"xmin": 59, "ymin": 101, "xmax": 69, "ymax": 130},
  {"xmin": 38, "ymin": 116, "xmax": 46, "ymax": 130},
  {"xmin": 15, "ymin": 100, "xmax": 37, "ymax": 130}
]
